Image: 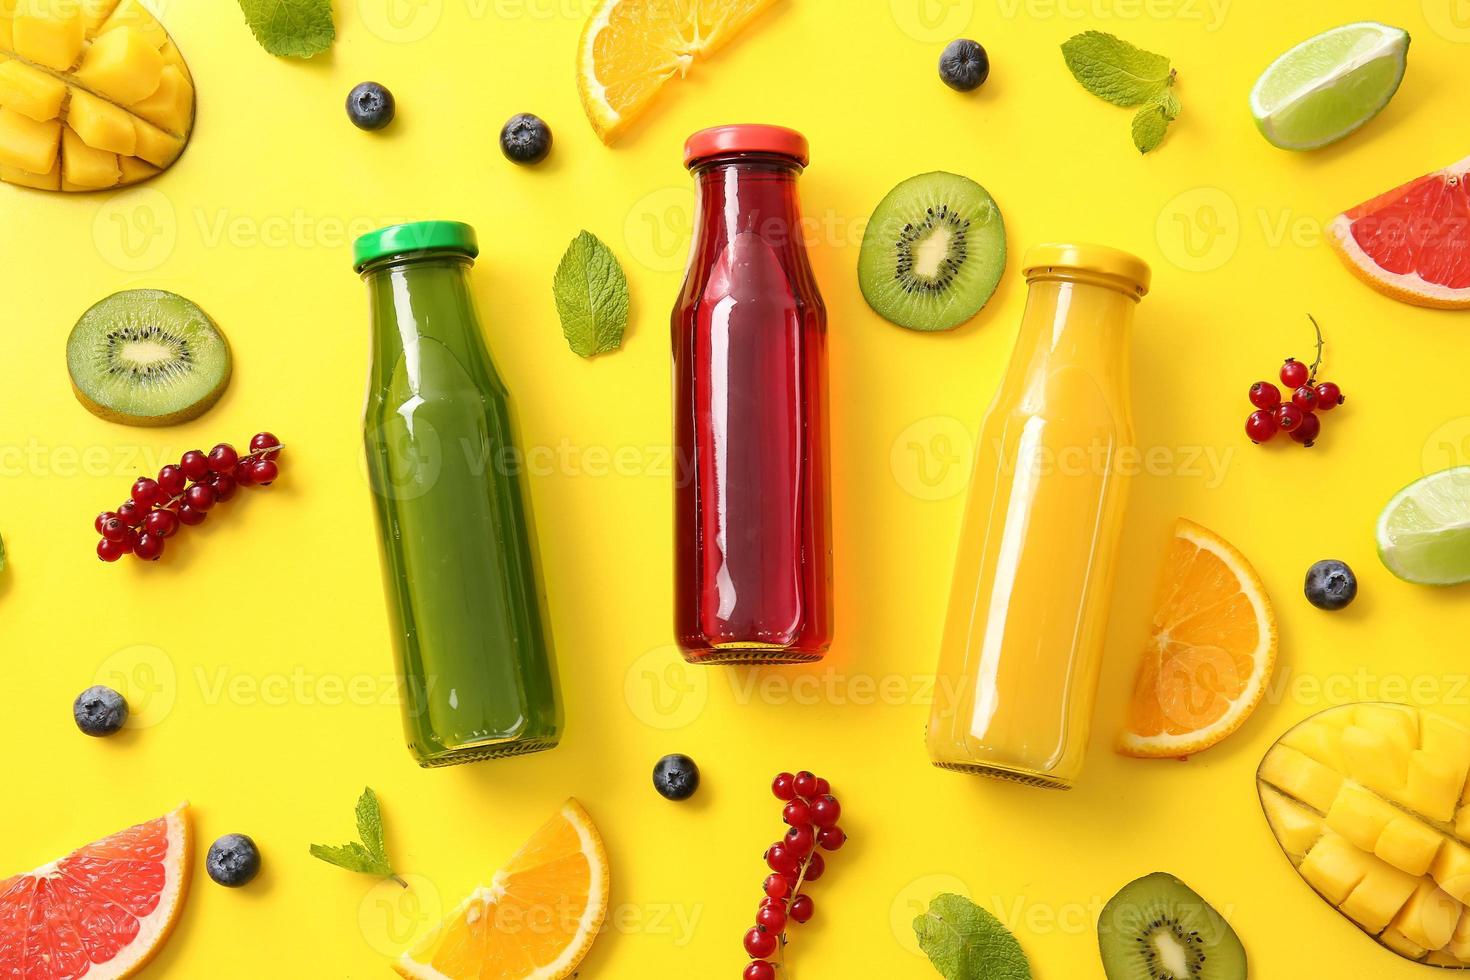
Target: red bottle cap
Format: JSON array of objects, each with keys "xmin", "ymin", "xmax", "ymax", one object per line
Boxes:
[{"xmin": 684, "ymin": 125, "xmax": 809, "ymax": 168}]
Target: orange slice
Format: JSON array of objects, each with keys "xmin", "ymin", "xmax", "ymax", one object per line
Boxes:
[
  {"xmin": 577, "ymin": 0, "xmax": 783, "ymax": 143},
  {"xmin": 0, "ymin": 803, "xmax": 190, "ymax": 979},
  {"xmin": 396, "ymin": 799, "xmax": 610, "ymax": 980},
  {"xmin": 1119, "ymin": 519, "xmax": 1277, "ymax": 759}
]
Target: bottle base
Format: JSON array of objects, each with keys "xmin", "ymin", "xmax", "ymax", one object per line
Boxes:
[
  {"xmin": 413, "ymin": 735, "xmax": 560, "ymax": 769},
  {"xmin": 932, "ymin": 760, "xmax": 1073, "ymax": 790},
  {"xmin": 683, "ymin": 648, "xmax": 824, "ymax": 666}
]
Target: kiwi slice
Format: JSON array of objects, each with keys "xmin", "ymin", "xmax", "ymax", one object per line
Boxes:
[
  {"xmin": 857, "ymin": 171, "xmax": 1006, "ymax": 332},
  {"xmin": 1099, "ymin": 873, "xmax": 1247, "ymax": 980},
  {"xmin": 67, "ymin": 290, "xmax": 231, "ymax": 426}
]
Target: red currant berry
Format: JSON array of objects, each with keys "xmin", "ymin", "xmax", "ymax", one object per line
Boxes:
[
  {"xmin": 208, "ymin": 443, "xmax": 239, "ymax": 473},
  {"xmin": 1315, "ymin": 381, "xmax": 1344, "ymax": 410},
  {"xmin": 126, "ymin": 527, "xmax": 141, "ymax": 551},
  {"xmin": 131, "ymin": 477, "xmax": 161, "ymax": 507},
  {"xmin": 755, "ymin": 903, "xmax": 786, "ymax": 933},
  {"xmin": 97, "ymin": 537, "xmax": 127, "ymax": 562},
  {"xmin": 818, "ymin": 826, "xmax": 846, "ymax": 851},
  {"xmin": 743, "ymin": 927, "xmax": 777, "ymax": 959},
  {"xmin": 781, "ymin": 869, "xmax": 800, "ymax": 889},
  {"xmin": 803, "ymin": 852, "xmax": 826, "ymax": 882},
  {"xmin": 1248, "ymin": 382, "xmax": 1281, "ymax": 409},
  {"xmin": 1292, "ymin": 385, "xmax": 1318, "ymax": 412},
  {"xmin": 157, "ymin": 464, "xmax": 186, "ymax": 497},
  {"xmin": 763, "ymin": 874, "xmax": 790, "ymax": 900},
  {"xmin": 249, "ymin": 431, "xmax": 282, "ymax": 460},
  {"xmin": 789, "ymin": 895, "xmax": 814, "ymax": 924},
  {"xmin": 1290, "ymin": 412, "xmax": 1322, "ymax": 447},
  {"xmin": 784, "ymin": 825, "xmax": 814, "ymax": 857},
  {"xmin": 1280, "ymin": 358, "xmax": 1309, "ymax": 388},
  {"xmin": 771, "ymin": 772, "xmax": 796, "ymax": 801},
  {"xmin": 1245, "ymin": 410, "xmax": 1278, "ymax": 443},
  {"xmin": 144, "ymin": 509, "xmax": 179, "ymax": 538},
  {"xmin": 133, "ymin": 532, "xmax": 164, "ymax": 561},
  {"xmin": 765, "ymin": 844, "xmax": 798, "ymax": 876},
  {"xmin": 117, "ymin": 500, "xmax": 145, "ymax": 526},
  {"xmin": 179, "ymin": 450, "xmax": 210, "ymax": 481},
  {"xmin": 810, "ymin": 795, "xmax": 841, "ymax": 828},
  {"xmin": 185, "ymin": 484, "xmax": 217, "ymax": 511},
  {"xmin": 100, "ymin": 516, "xmax": 129, "ymax": 542},
  {"xmin": 251, "ymin": 459, "xmax": 279, "ymax": 486},
  {"xmin": 176, "ymin": 504, "xmax": 207, "ymax": 527},
  {"xmin": 812, "ymin": 777, "xmax": 830, "ymax": 796},
  {"xmin": 744, "ymin": 962, "xmax": 776, "ymax": 980},
  {"xmin": 792, "ymin": 771, "xmax": 818, "ymax": 799},
  {"xmin": 1275, "ymin": 403, "xmax": 1304, "ymax": 432},
  {"xmin": 209, "ymin": 472, "xmax": 238, "ymax": 502},
  {"xmin": 233, "ymin": 458, "xmax": 257, "ymax": 486},
  {"xmin": 95, "ymin": 511, "xmax": 117, "ymax": 534},
  {"xmin": 782, "ymin": 800, "xmax": 812, "ymax": 828}
]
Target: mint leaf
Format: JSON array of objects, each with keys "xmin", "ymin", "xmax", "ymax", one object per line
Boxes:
[
  {"xmin": 237, "ymin": 0, "xmax": 335, "ymax": 59},
  {"xmin": 1132, "ymin": 89, "xmax": 1180, "ymax": 153},
  {"xmin": 553, "ymin": 231, "xmax": 629, "ymax": 359},
  {"xmin": 914, "ymin": 894, "xmax": 1032, "ymax": 980},
  {"xmin": 310, "ymin": 788, "xmax": 404, "ymax": 885},
  {"xmin": 1061, "ymin": 31, "xmax": 1173, "ymax": 107},
  {"xmin": 0, "ymin": 533, "xmax": 6, "ymax": 573}
]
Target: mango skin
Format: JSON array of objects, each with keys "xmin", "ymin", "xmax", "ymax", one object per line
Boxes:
[{"xmin": 1258, "ymin": 703, "xmax": 1470, "ymax": 969}]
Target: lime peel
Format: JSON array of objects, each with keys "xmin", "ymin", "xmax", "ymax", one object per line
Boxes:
[{"xmin": 1377, "ymin": 467, "xmax": 1470, "ymax": 586}]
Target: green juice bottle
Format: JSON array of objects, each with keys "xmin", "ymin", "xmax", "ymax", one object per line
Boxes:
[{"xmin": 354, "ymin": 221, "xmax": 562, "ymax": 767}]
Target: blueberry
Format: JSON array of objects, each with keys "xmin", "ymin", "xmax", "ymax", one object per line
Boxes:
[
  {"xmin": 1305, "ymin": 559, "xmax": 1357, "ymax": 611},
  {"xmin": 500, "ymin": 113, "xmax": 552, "ymax": 165},
  {"xmin": 939, "ymin": 39, "xmax": 990, "ymax": 92},
  {"xmin": 653, "ymin": 753, "xmax": 700, "ymax": 801},
  {"xmin": 207, "ymin": 834, "xmax": 261, "ymax": 887},
  {"xmin": 73, "ymin": 686, "xmax": 128, "ymax": 736},
  {"xmin": 346, "ymin": 82, "xmax": 395, "ymax": 131}
]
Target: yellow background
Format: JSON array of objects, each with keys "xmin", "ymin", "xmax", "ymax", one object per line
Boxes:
[{"xmin": 2, "ymin": 0, "xmax": 1469, "ymax": 976}]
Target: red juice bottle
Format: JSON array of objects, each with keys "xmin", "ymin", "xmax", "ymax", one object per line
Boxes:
[{"xmin": 673, "ymin": 125, "xmax": 833, "ymax": 665}]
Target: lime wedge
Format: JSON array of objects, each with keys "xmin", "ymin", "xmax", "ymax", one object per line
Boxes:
[
  {"xmin": 1377, "ymin": 467, "xmax": 1470, "ymax": 585},
  {"xmin": 1250, "ymin": 21, "xmax": 1410, "ymax": 151}
]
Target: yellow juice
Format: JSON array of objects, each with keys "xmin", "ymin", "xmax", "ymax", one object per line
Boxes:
[{"xmin": 927, "ymin": 244, "xmax": 1150, "ymax": 789}]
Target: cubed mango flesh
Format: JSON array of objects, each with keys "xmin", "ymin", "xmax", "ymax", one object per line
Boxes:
[
  {"xmin": 0, "ymin": 56, "xmax": 66, "ymax": 120},
  {"xmin": 74, "ymin": 26, "xmax": 161, "ymax": 105},
  {"xmin": 1259, "ymin": 745, "xmax": 1343, "ymax": 813},
  {"xmin": 0, "ymin": 106, "xmax": 59, "ymax": 172},
  {"xmin": 130, "ymin": 114, "xmax": 179, "ymax": 167},
  {"xmin": 66, "ymin": 87, "xmax": 133, "ymax": 154},
  {"xmin": 1341, "ymin": 861, "xmax": 1422, "ymax": 933},
  {"xmin": 12, "ymin": 0, "xmax": 84, "ymax": 70},
  {"xmin": 1393, "ymin": 880, "xmax": 1462, "ymax": 952},
  {"xmin": 97, "ymin": 0, "xmax": 163, "ymax": 48},
  {"xmin": 1325, "ymin": 783, "xmax": 1399, "ymax": 852},
  {"xmin": 60, "ymin": 124, "xmax": 115, "ymax": 187},
  {"xmin": 0, "ymin": 159, "xmax": 58, "ymax": 189},
  {"xmin": 1261, "ymin": 786, "xmax": 1324, "ymax": 859},
  {"xmin": 1300, "ymin": 834, "xmax": 1373, "ymax": 905},
  {"xmin": 1433, "ymin": 842, "xmax": 1470, "ymax": 905},
  {"xmin": 127, "ymin": 62, "xmax": 188, "ymax": 135},
  {"xmin": 1376, "ymin": 816, "xmax": 1445, "ymax": 877}
]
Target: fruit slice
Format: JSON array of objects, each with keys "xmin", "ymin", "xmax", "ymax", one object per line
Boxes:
[
  {"xmin": 1327, "ymin": 155, "xmax": 1470, "ymax": 309},
  {"xmin": 1097, "ymin": 872, "xmax": 1247, "ymax": 980},
  {"xmin": 1249, "ymin": 21, "xmax": 1409, "ymax": 151},
  {"xmin": 1376, "ymin": 467, "xmax": 1470, "ymax": 585},
  {"xmin": 1258, "ymin": 703, "xmax": 1470, "ymax": 966},
  {"xmin": 0, "ymin": 803, "xmax": 190, "ymax": 979},
  {"xmin": 1118, "ymin": 519, "xmax": 1276, "ymax": 758},
  {"xmin": 67, "ymin": 289, "xmax": 232, "ymax": 426},
  {"xmin": 857, "ymin": 172, "xmax": 1006, "ymax": 332},
  {"xmin": 0, "ymin": 0, "xmax": 194, "ymax": 191},
  {"xmin": 577, "ymin": 0, "xmax": 781, "ymax": 142},
  {"xmin": 396, "ymin": 799, "xmax": 609, "ymax": 980}
]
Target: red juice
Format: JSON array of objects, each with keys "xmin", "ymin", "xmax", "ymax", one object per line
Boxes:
[{"xmin": 672, "ymin": 125, "xmax": 832, "ymax": 664}]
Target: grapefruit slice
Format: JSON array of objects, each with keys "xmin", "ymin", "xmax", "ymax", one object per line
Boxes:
[
  {"xmin": 1328, "ymin": 154, "xmax": 1470, "ymax": 309},
  {"xmin": 0, "ymin": 803, "xmax": 190, "ymax": 979},
  {"xmin": 1118, "ymin": 519, "xmax": 1277, "ymax": 759},
  {"xmin": 396, "ymin": 799, "xmax": 609, "ymax": 980}
]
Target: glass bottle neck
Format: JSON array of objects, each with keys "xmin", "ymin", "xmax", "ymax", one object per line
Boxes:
[
  {"xmin": 691, "ymin": 154, "xmax": 809, "ymax": 255},
  {"xmin": 1005, "ymin": 277, "xmax": 1135, "ymax": 408}
]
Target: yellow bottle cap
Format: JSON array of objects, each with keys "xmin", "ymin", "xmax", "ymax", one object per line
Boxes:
[{"xmin": 1022, "ymin": 242, "xmax": 1151, "ymax": 298}]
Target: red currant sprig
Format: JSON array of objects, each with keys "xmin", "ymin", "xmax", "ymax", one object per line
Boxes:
[
  {"xmin": 1243, "ymin": 315, "xmax": 1345, "ymax": 448},
  {"xmin": 95, "ymin": 432, "xmax": 284, "ymax": 563},
  {"xmin": 744, "ymin": 771, "xmax": 846, "ymax": 978}
]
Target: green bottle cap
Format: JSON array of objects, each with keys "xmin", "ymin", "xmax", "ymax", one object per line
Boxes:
[{"xmin": 353, "ymin": 221, "xmax": 479, "ymax": 272}]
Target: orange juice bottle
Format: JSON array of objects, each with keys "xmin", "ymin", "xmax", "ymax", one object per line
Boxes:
[{"xmin": 927, "ymin": 244, "xmax": 1150, "ymax": 789}]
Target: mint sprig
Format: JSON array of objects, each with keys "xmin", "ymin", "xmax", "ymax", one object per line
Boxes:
[
  {"xmin": 237, "ymin": 0, "xmax": 335, "ymax": 59},
  {"xmin": 914, "ymin": 893, "xmax": 1032, "ymax": 980},
  {"xmin": 552, "ymin": 230, "xmax": 630, "ymax": 359},
  {"xmin": 1061, "ymin": 31, "xmax": 1180, "ymax": 153},
  {"xmin": 309, "ymin": 788, "xmax": 404, "ymax": 886}
]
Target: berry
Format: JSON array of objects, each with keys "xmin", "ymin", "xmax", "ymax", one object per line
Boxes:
[
  {"xmin": 133, "ymin": 532, "xmax": 164, "ymax": 561},
  {"xmin": 938, "ymin": 38, "xmax": 990, "ymax": 92},
  {"xmin": 97, "ymin": 537, "xmax": 128, "ymax": 562},
  {"xmin": 176, "ymin": 504, "xmax": 207, "ymax": 527},
  {"xmin": 206, "ymin": 834, "xmax": 261, "ymax": 887},
  {"xmin": 743, "ymin": 926, "xmax": 777, "ymax": 959},
  {"xmin": 1292, "ymin": 385, "xmax": 1319, "ymax": 412},
  {"xmin": 1248, "ymin": 381, "xmax": 1281, "ymax": 409},
  {"xmin": 812, "ymin": 777, "xmax": 830, "ymax": 796},
  {"xmin": 803, "ymin": 852, "xmax": 826, "ymax": 882},
  {"xmin": 234, "ymin": 458, "xmax": 257, "ymax": 486},
  {"xmin": 100, "ymin": 516, "xmax": 129, "ymax": 542},
  {"xmin": 144, "ymin": 509, "xmax": 179, "ymax": 538},
  {"xmin": 818, "ymin": 826, "xmax": 846, "ymax": 851},
  {"xmin": 1305, "ymin": 559, "xmax": 1357, "ymax": 611},
  {"xmin": 157, "ymin": 464, "xmax": 186, "ymax": 497},
  {"xmin": 347, "ymin": 81, "xmax": 395, "ymax": 131},
  {"xmin": 250, "ymin": 432, "xmax": 282, "ymax": 460},
  {"xmin": 771, "ymin": 772, "xmax": 796, "ymax": 801},
  {"xmin": 755, "ymin": 903, "xmax": 786, "ymax": 932},
  {"xmin": 1245, "ymin": 410, "xmax": 1278, "ymax": 443},
  {"xmin": 784, "ymin": 825, "xmax": 814, "ymax": 856},
  {"xmin": 208, "ymin": 443, "xmax": 239, "ymax": 473},
  {"xmin": 792, "ymin": 771, "xmax": 818, "ymax": 799},
  {"xmin": 73, "ymin": 686, "xmax": 128, "ymax": 736},
  {"xmin": 180, "ymin": 450, "xmax": 210, "ymax": 481},
  {"xmin": 652, "ymin": 753, "xmax": 700, "ymax": 801},
  {"xmin": 500, "ymin": 113, "xmax": 552, "ymax": 165},
  {"xmin": 782, "ymin": 800, "xmax": 812, "ymax": 827},
  {"xmin": 810, "ymin": 795, "xmax": 841, "ymax": 828},
  {"xmin": 1290, "ymin": 411, "xmax": 1322, "ymax": 447},
  {"xmin": 116, "ymin": 499, "xmax": 145, "ymax": 526},
  {"xmin": 1274, "ymin": 403, "xmax": 1304, "ymax": 432},
  {"xmin": 744, "ymin": 963, "xmax": 776, "ymax": 980},
  {"xmin": 1315, "ymin": 381, "xmax": 1344, "ymax": 409},
  {"xmin": 763, "ymin": 874, "xmax": 790, "ymax": 900},
  {"xmin": 209, "ymin": 472, "xmax": 239, "ymax": 502},
  {"xmin": 789, "ymin": 894, "xmax": 814, "ymax": 924},
  {"xmin": 185, "ymin": 484, "xmax": 216, "ymax": 511},
  {"xmin": 765, "ymin": 844, "xmax": 798, "ymax": 876},
  {"xmin": 251, "ymin": 459, "xmax": 279, "ymax": 486},
  {"xmin": 131, "ymin": 477, "xmax": 161, "ymax": 507},
  {"xmin": 95, "ymin": 511, "xmax": 117, "ymax": 534},
  {"xmin": 1280, "ymin": 357, "xmax": 1309, "ymax": 388}
]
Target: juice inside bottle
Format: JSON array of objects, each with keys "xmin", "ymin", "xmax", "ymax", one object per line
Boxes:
[
  {"xmin": 673, "ymin": 126, "xmax": 832, "ymax": 664},
  {"xmin": 927, "ymin": 244, "xmax": 1149, "ymax": 788}
]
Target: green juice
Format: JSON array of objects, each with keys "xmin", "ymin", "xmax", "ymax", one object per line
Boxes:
[{"xmin": 356, "ymin": 222, "xmax": 562, "ymax": 767}]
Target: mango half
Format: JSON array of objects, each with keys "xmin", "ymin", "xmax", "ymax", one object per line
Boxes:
[
  {"xmin": 0, "ymin": 0, "xmax": 193, "ymax": 191},
  {"xmin": 1259, "ymin": 703, "xmax": 1470, "ymax": 967}
]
